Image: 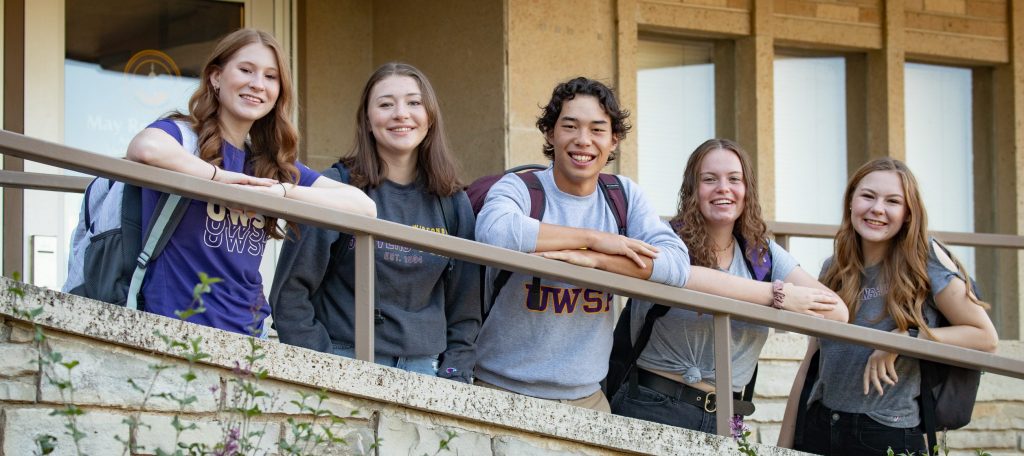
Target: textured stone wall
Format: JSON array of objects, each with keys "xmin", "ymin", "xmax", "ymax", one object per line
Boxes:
[
  {"xmin": 0, "ymin": 280, "xmax": 801, "ymax": 456},
  {"xmin": 2, "ymin": 280, "xmax": 1019, "ymax": 455}
]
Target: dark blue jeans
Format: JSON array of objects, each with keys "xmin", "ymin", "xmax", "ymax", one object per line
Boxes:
[
  {"xmin": 796, "ymin": 402, "xmax": 927, "ymax": 456},
  {"xmin": 609, "ymin": 384, "xmax": 716, "ymax": 434}
]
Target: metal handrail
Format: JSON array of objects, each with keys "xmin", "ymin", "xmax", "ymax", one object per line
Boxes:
[
  {"xmin": 768, "ymin": 221, "xmax": 1024, "ymax": 250},
  {"xmin": 1, "ymin": 129, "xmax": 1022, "ymax": 437},
  {"xmin": 0, "ymin": 170, "xmax": 90, "ymax": 193}
]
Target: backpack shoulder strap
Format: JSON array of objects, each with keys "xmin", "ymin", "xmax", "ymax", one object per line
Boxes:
[
  {"xmin": 920, "ymin": 358, "xmax": 939, "ymax": 455},
  {"xmin": 598, "ymin": 174, "xmax": 628, "ymax": 235},
  {"xmin": 437, "ymin": 193, "xmax": 459, "ymax": 292},
  {"xmin": 437, "ymin": 193, "xmax": 458, "ymax": 237},
  {"xmin": 126, "ymin": 191, "xmax": 189, "ymax": 310},
  {"xmin": 332, "ymin": 162, "xmax": 352, "ymax": 184},
  {"xmin": 322, "ymin": 162, "xmax": 356, "ymax": 278},
  {"xmin": 633, "ymin": 302, "xmax": 671, "ymax": 360},
  {"xmin": 489, "ymin": 171, "xmax": 546, "ymax": 319},
  {"xmin": 736, "ymin": 235, "xmax": 773, "ymax": 282},
  {"xmin": 793, "ymin": 349, "xmax": 821, "ymax": 448},
  {"xmin": 514, "ymin": 170, "xmax": 546, "ymax": 220},
  {"xmin": 82, "ymin": 179, "xmax": 98, "ymax": 230}
]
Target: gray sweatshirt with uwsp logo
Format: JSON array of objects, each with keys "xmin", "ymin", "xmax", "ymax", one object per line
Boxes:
[{"xmin": 473, "ymin": 168, "xmax": 690, "ymax": 399}]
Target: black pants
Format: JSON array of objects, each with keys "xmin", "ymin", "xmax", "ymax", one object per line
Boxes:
[{"xmin": 796, "ymin": 402, "xmax": 927, "ymax": 456}]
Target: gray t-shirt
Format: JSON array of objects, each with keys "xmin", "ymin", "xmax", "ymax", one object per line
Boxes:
[
  {"xmin": 809, "ymin": 244, "xmax": 958, "ymax": 428},
  {"xmin": 634, "ymin": 240, "xmax": 798, "ymax": 392}
]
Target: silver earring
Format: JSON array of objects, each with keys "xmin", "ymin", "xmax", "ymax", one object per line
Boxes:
[{"xmin": 213, "ymin": 85, "xmax": 220, "ymax": 95}]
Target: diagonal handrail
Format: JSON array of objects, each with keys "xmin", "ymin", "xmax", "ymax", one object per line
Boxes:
[
  {"xmin": 1, "ymin": 129, "xmax": 1023, "ymax": 437},
  {"xmin": 768, "ymin": 221, "xmax": 1024, "ymax": 249}
]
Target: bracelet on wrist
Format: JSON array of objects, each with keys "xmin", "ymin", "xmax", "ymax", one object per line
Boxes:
[
  {"xmin": 210, "ymin": 163, "xmax": 218, "ymax": 181},
  {"xmin": 771, "ymin": 279, "xmax": 786, "ymax": 309},
  {"xmin": 277, "ymin": 182, "xmax": 288, "ymax": 198}
]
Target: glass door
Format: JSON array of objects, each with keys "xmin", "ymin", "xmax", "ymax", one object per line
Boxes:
[{"xmin": 12, "ymin": 0, "xmax": 285, "ymax": 289}]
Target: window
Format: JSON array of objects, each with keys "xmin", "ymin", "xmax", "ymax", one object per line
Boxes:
[
  {"xmin": 64, "ymin": 0, "xmax": 242, "ymax": 158},
  {"xmin": 637, "ymin": 39, "xmax": 715, "ymax": 218},
  {"xmin": 774, "ymin": 55, "xmax": 848, "ymax": 274},
  {"xmin": 905, "ymin": 62, "xmax": 975, "ymax": 274}
]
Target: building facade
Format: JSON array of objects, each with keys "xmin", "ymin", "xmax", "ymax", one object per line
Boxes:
[{"xmin": 2, "ymin": 1, "xmax": 1024, "ymax": 450}]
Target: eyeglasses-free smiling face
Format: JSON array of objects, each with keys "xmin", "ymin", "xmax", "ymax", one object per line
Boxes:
[
  {"xmin": 697, "ymin": 148, "xmax": 746, "ymax": 230},
  {"xmin": 547, "ymin": 95, "xmax": 619, "ymax": 196},
  {"xmin": 850, "ymin": 170, "xmax": 908, "ymax": 261},
  {"xmin": 210, "ymin": 42, "xmax": 280, "ymax": 133},
  {"xmin": 367, "ymin": 75, "xmax": 429, "ymax": 159}
]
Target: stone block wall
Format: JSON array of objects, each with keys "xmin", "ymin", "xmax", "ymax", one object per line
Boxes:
[
  {"xmin": 2, "ymin": 279, "xmax": 1020, "ymax": 455},
  {"xmin": 0, "ymin": 280, "xmax": 799, "ymax": 456}
]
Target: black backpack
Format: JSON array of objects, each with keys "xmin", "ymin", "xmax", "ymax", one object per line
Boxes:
[
  {"xmin": 63, "ymin": 119, "xmax": 196, "ymax": 310},
  {"xmin": 603, "ymin": 232, "xmax": 772, "ymax": 402},
  {"xmin": 465, "ymin": 165, "xmax": 629, "ymax": 319},
  {"xmin": 918, "ymin": 242, "xmax": 982, "ymax": 454}
]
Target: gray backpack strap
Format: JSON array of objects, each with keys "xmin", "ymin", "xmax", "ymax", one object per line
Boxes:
[
  {"xmin": 126, "ymin": 119, "xmax": 200, "ymax": 310},
  {"xmin": 126, "ymin": 193, "xmax": 188, "ymax": 310}
]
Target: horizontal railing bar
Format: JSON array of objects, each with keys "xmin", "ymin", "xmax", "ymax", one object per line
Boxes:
[
  {"xmin": 0, "ymin": 170, "xmax": 90, "ymax": 193},
  {"xmin": 2, "ymin": 130, "xmax": 1022, "ymax": 380},
  {"xmin": 768, "ymin": 221, "xmax": 1024, "ymax": 249}
]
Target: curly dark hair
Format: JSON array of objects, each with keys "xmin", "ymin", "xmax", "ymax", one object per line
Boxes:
[{"xmin": 535, "ymin": 77, "xmax": 631, "ymax": 162}]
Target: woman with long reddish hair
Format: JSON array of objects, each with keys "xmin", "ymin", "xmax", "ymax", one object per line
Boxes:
[
  {"xmin": 610, "ymin": 138, "xmax": 847, "ymax": 432},
  {"xmin": 781, "ymin": 158, "xmax": 997, "ymax": 455},
  {"xmin": 126, "ymin": 28, "xmax": 375, "ymax": 335}
]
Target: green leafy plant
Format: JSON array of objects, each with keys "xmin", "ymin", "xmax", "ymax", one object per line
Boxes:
[
  {"xmin": 279, "ymin": 390, "xmax": 361, "ymax": 455},
  {"xmin": 10, "ymin": 272, "xmax": 87, "ymax": 456},
  {"xmin": 427, "ymin": 430, "xmax": 458, "ymax": 456},
  {"xmin": 730, "ymin": 415, "xmax": 756, "ymax": 456},
  {"xmin": 8, "ymin": 272, "xmax": 380, "ymax": 455}
]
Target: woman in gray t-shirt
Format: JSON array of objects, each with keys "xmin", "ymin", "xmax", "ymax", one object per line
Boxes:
[
  {"xmin": 609, "ymin": 139, "xmax": 848, "ymax": 433},
  {"xmin": 783, "ymin": 158, "xmax": 997, "ymax": 455}
]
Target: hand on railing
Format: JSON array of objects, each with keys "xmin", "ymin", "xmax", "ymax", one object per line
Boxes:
[
  {"xmin": 230, "ymin": 181, "xmax": 288, "ymax": 197},
  {"xmin": 780, "ymin": 283, "xmax": 840, "ymax": 317},
  {"xmin": 863, "ymin": 331, "xmax": 904, "ymax": 395},
  {"xmin": 215, "ymin": 168, "xmax": 278, "ymax": 187},
  {"xmin": 536, "ymin": 249, "xmax": 600, "ymax": 268},
  {"xmin": 586, "ymin": 231, "xmax": 659, "ymax": 269}
]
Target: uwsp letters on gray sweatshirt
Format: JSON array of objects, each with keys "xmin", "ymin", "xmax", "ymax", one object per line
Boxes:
[{"xmin": 473, "ymin": 168, "xmax": 690, "ymax": 400}]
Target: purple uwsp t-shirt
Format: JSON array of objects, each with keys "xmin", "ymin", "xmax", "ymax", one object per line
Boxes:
[{"xmin": 141, "ymin": 119, "xmax": 321, "ymax": 335}]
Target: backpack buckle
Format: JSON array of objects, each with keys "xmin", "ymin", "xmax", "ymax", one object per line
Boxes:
[{"xmin": 136, "ymin": 251, "xmax": 151, "ymax": 269}]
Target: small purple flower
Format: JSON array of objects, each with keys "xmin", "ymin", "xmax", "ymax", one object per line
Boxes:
[
  {"xmin": 232, "ymin": 361, "xmax": 251, "ymax": 377},
  {"xmin": 729, "ymin": 415, "xmax": 748, "ymax": 440},
  {"xmin": 214, "ymin": 426, "xmax": 240, "ymax": 456}
]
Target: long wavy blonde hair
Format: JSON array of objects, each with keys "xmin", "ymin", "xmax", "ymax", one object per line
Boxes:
[
  {"xmin": 173, "ymin": 28, "xmax": 299, "ymax": 239},
  {"xmin": 669, "ymin": 139, "xmax": 769, "ymax": 268},
  {"xmin": 820, "ymin": 158, "xmax": 985, "ymax": 336}
]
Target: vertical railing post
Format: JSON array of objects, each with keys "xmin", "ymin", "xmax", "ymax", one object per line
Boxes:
[
  {"xmin": 714, "ymin": 313, "xmax": 734, "ymax": 436},
  {"xmin": 354, "ymin": 233, "xmax": 375, "ymax": 362},
  {"xmin": 775, "ymin": 233, "xmax": 789, "ymax": 251}
]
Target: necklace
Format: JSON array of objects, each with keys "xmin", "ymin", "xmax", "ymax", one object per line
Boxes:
[
  {"xmin": 715, "ymin": 238, "xmax": 735, "ymax": 254},
  {"xmin": 714, "ymin": 237, "xmax": 735, "ymax": 270}
]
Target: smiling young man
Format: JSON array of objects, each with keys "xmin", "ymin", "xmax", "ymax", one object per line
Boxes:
[{"xmin": 472, "ymin": 77, "xmax": 690, "ymax": 411}]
